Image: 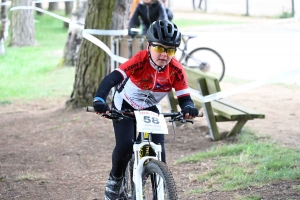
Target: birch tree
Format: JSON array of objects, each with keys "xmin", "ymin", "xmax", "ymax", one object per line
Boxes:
[
  {"xmin": 62, "ymin": 0, "xmax": 88, "ymax": 66},
  {"xmin": 9, "ymin": 0, "xmax": 36, "ymax": 47},
  {"xmin": 0, "ymin": 0, "xmax": 9, "ymax": 55}
]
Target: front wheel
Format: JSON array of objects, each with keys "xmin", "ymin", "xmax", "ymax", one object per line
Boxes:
[
  {"xmin": 185, "ymin": 47, "xmax": 225, "ymax": 82},
  {"xmin": 133, "ymin": 159, "xmax": 178, "ymax": 200}
]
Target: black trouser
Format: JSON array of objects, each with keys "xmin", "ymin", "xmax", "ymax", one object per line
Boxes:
[{"xmin": 110, "ymin": 101, "xmax": 165, "ymax": 178}]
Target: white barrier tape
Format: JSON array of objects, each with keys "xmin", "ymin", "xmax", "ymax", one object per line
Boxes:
[
  {"xmin": 11, "ymin": 6, "xmax": 130, "ymax": 64},
  {"xmin": 1, "ymin": 0, "xmax": 80, "ymax": 6},
  {"xmin": 84, "ymin": 28, "xmax": 140, "ymax": 36},
  {"xmin": 84, "ymin": 29, "xmax": 128, "ymax": 36},
  {"xmin": 82, "ymin": 32, "xmax": 129, "ymax": 64},
  {"xmin": 9, "ymin": 6, "xmax": 300, "ymax": 103},
  {"xmin": 10, "ymin": 6, "xmax": 133, "ymax": 65},
  {"xmin": 1, "ymin": 2, "xmax": 11, "ymax": 6},
  {"xmin": 11, "ymin": 6, "xmax": 71, "ymax": 23},
  {"xmin": 33, "ymin": 0, "xmax": 78, "ymax": 3}
]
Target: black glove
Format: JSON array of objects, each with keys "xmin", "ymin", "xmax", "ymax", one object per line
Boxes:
[
  {"xmin": 93, "ymin": 101, "xmax": 110, "ymax": 113},
  {"xmin": 182, "ymin": 106, "xmax": 199, "ymax": 117}
]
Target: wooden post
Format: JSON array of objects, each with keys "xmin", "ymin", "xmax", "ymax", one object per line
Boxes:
[
  {"xmin": 119, "ymin": 36, "xmax": 131, "ymax": 59},
  {"xmin": 198, "ymin": 78, "xmax": 220, "ymax": 141}
]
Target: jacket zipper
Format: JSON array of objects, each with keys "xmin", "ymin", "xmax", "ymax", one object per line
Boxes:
[{"xmin": 146, "ymin": 6, "xmax": 151, "ymax": 24}]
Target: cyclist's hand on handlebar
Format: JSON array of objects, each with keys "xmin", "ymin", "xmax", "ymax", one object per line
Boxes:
[
  {"xmin": 128, "ymin": 29, "xmax": 138, "ymax": 38},
  {"xmin": 182, "ymin": 106, "xmax": 199, "ymax": 119},
  {"xmin": 93, "ymin": 101, "xmax": 110, "ymax": 114}
]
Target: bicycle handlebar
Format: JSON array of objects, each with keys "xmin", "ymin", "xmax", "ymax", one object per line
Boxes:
[{"xmin": 86, "ymin": 106, "xmax": 203, "ymax": 123}]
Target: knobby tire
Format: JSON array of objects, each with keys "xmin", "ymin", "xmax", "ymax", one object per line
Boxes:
[{"xmin": 139, "ymin": 159, "xmax": 178, "ymax": 200}]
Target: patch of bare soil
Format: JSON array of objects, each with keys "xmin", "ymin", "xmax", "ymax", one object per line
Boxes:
[{"xmin": 0, "ymin": 83, "xmax": 299, "ymax": 200}]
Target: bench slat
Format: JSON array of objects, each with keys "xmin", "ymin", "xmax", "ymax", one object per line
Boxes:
[
  {"xmin": 215, "ymin": 115, "xmax": 254, "ymax": 122},
  {"xmin": 189, "ymin": 87, "xmax": 247, "ymax": 120},
  {"xmin": 211, "ymin": 101, "xmax": 247, "ymax": 120},
  {"xmin": 216, "ymin": 99, "xmax": 265, "ymax": 119}
]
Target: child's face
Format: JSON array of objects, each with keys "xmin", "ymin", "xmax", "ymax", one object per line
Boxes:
[{"xmin": 147, "ymin": 42, "xmax": 176, "ymax": 67}]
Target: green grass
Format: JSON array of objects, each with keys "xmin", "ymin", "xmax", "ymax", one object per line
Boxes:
[
  {"xmin": 176, "ymin": 129, "xmax": 300, "ymax": 194},
  {"xmin": 17, "ymin": 173, "xmax": 47, "ymax": 181},
  {"xmin": 0, "ymin": 11, "xmax": 74, "ymax": 103}
]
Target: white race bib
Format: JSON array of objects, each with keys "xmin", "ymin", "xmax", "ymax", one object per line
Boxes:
[{"xmin": 134, "ymin": 111, "xmax": 168, "ymax": 134}]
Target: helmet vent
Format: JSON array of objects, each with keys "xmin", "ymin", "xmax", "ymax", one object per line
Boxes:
[
  {"xmin": 153, "ymin": 29, "xmax": 159, "ymax": 39},
  {"xmin": 161, "ymin": 28, "xmax": 166, "ymax": 40}
]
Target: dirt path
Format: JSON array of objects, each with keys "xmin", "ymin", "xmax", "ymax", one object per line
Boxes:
[{"xmin": 0, "ymin": 82, "xmax": 299, "ymax": 199}]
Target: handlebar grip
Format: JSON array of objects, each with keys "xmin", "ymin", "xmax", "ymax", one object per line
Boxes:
[{"xmin": 86, "ymin": 106, "xmax": 95, "ymax": 112}]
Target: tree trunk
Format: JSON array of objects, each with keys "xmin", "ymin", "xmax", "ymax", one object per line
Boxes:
[
  {"xmin": 64, "ymin": 1, "xmax": 73, "ymax": 28},
  {"xmin": 1, "ymin": 0, "xmax": 8, "ymax": 40},
  {"xmin": 35, "ymin": 2, "xmax": 43, "ymax": 15},
  {"xmin": 66, "ymin": 0, "xmax": 131, "ymax": 109},
  {"xmin": 1, "ymin": 0, "xmax": 8, "ymax": 55},
  {"xmin": 9, "ymin": 0, "xmax": 36, "ymax": 47},
  {"xmin": 62, "ymin": 0, "xmax": 88, "ymax": 66},
  {"xmin": 48, "ymin": 2, "xmax": 59, "ymax": 11},
  {"xmin": 111, "ymin": 0, "xmax": 132, "ymax": 30},
  {"xmin": 65, "ymin": 1, "xmax": 73, "ymax": 15}
]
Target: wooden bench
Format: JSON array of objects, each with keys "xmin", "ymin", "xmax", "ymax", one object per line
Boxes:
[{"xmin": 167, "ymin": 67, "xmax": 265, "ymax": 141}]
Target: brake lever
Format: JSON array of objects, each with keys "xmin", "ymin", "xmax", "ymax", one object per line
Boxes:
[
  {"xmin": 101, "ymin": 113, "xmax": 121, "ymax": 120},
  {"xmin": 101, "ymin": 113, "xmax": 110, "ymax": 118}
]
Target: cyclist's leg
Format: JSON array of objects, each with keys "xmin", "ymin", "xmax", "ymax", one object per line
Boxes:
[
  {"xmin": 104, "ymin": 102, "xmax": 135, "ymax": 199},
  {"xmin": 112, "ymin": 117, "xmax": 135, "ymax": 177}
]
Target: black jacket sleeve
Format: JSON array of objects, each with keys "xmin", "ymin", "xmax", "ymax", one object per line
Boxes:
[
  {"xmin": 178, "ymin": 95, "xmax": 195, "ymax": 109},
  {"xmin": 94, "ymin": 71, "xmax": 123, "ymax": 102},
  {"xmin": 157, "ymin": 2, "xmax": 168, "ymax": 21},
  {"xmin": 128, "ymin": 4, "xmax": 142, "ymax": 29}
]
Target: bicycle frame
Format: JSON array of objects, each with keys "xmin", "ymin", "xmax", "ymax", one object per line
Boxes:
[{"xmin": 177, "ymin": 35, "xmax": 193, "ymax": 63}]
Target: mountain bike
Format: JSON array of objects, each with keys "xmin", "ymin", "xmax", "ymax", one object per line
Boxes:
[
  {"xmin": 176, "ymin": 34, "xmax": 226, "ymax": 82},
  {"xmin": 86, "ymin": 107, "xmax": 202, "ymax": 199}
]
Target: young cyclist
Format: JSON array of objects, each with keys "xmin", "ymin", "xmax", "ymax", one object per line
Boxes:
[{"xmin": 93, "ymin": 20, "xmax": 199, "ymax": 200}]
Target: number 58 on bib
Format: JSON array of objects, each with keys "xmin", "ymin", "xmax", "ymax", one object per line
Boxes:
[{"xmin": 134, "ymin": 111, "xmax": 168, "ymax": 134}]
